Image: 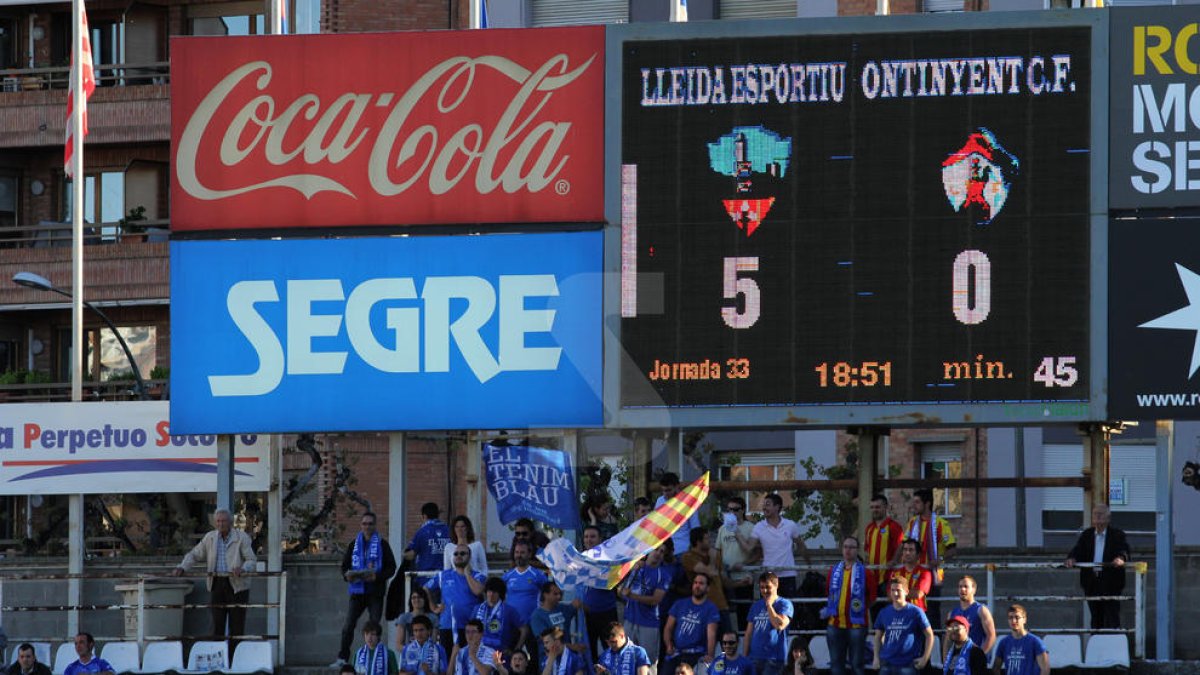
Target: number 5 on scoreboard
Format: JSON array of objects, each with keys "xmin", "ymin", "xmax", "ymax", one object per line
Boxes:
[{"xmin": 722, "ymin": 257, "xmax": 761, "ymax": 329}]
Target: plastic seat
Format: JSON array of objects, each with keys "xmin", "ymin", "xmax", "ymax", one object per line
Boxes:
[
  {"xmin": 929, "ymin": 636, "xmax": 943, "ymax": 669},
  {"xmin": 53, "ymin": 643, "xmax": 78, "ymax": 675},
  {"xmin": 137, "ymin": 642, "xmax": 184, "ymax": 674},
  {"xmin": 807, "ymin": 636, "xmax": 831, "ymax": 670},
  {"xmin": 1083, "ymin": 634, "xmax": 1130, "ymax": 668},
  {"xmin": 222, "ymin": 642, "xmax": 273, "ymax": 674},
  {"xmin": 187, "ymin": 642, "xmax": 230, "ymax": 672},
  {"xmin": 9, "ymin": 644, "xmax": 52, "ymax": 668},
  {"xmin": 1044, "ymin": 634, "xmax": 1083, "ymax": 668},
  {"xmin": 100, "ymin": 642, "xmax": 141, "ymax": 674}
]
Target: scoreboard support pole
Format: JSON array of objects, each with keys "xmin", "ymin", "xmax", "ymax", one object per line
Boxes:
[
  {"xmin": 1080, "ymin": 423, "xmax": 1111, "ymax": 520},
  {"xmin": 850, "ymin": 427, "xmax": 887, "ymax": 542}
]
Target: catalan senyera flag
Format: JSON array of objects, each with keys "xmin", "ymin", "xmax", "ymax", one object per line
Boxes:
[
  {"xmin": 539, "ymin": 472, "xmax": 709, "ymax": 590},
  {"xmin": 64, "ymin": 3, "xmax": 95, "ymax": 178}
]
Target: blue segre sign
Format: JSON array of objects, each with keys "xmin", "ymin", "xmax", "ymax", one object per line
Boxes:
[
  {"xmin": 170, "ymin": 232, "xmax": 603, "ymax": 433},
  {"xmin": 484, "ymin": 444, "xmax": 580, "ymax": 530}
]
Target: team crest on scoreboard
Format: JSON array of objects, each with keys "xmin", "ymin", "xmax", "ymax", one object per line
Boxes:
[
  {"xmin": 708, "ymin": 126, "xmax": 792, "ymax": 237},
  {"xmin": 941, "ymin": 128, "xmax": 1019, "ymax": 225}
]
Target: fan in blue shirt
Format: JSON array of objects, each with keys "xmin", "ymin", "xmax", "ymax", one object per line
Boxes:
[
  {"xmin": 663, "ymin": 573, "xmax": 721, "ymax": 675},
  {"xmin": 406, "ymin": 504, "xmax": 451, "ymax": 572},
  {"xmin": 63, "ymin": 634, "xmax": 114, "ymax": 675},
  {"xmin": 399, "ymin": 616, "xmax": 448, "ymax": 675},
  {"xmin": 872, "ymin": 577, "xmax": 934, "ymax": 674},
  {"xmin": 472, "ymin": 578, "xmax": 524, "ymax": 652},
  {"xmin": 994, "ymin": 605, "xmax": 1049, "ymax": 675},
  {"xmin": 596, "ymin": 623, "xmax": 652, "ymax": 675},
  {"xmin": 425, "ymin": 546, "xmax": 487, "ymax": 643},
  {"xmin": 712, "ymin": 633, "xmax": 755, "ymax": 675}
]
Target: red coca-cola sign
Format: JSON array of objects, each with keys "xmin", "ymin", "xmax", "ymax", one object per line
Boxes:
[{"xmin": 170, "ymin": 28, "xmax": 604, "ymax": 231}]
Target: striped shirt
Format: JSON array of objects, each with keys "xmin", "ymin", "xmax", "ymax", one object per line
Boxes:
[
  {"xmin": 864, "ymin": 518, "xmax": 903, "ymax": 568},
  {"xmin": 214, "ymin": 532, "xmax": 230, "ymax": 573},
  {"xmin": 826, "ymin": 565, "xmax": 876, "ymax": 629}
]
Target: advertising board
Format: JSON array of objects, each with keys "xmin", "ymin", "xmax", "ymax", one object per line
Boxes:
[
  {"xmin": 612, "ymin": 16, "xmax": 1105, "ymax": 426},
  {"xmin": 170, "ymin": 27, "xmax": 604, "ymax": 231},
  {"xmin": 170, "ymin": 232, "xmax": 603, "ymax": 434},
  {"xmin": 0, "ymin": 402, "xmax": 270, "ymax": 495},
  {"xmin": 1110, "ymin": 7, "xmax": 1200, "ymax": 209},
  {"xmin": 1109, "ymin": 216, "xmax": 1200, "ymax": 420}
]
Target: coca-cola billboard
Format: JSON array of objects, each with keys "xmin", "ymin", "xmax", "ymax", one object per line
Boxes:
[{"xmin": 170, "ymin": 28, "xmax": 604, "ymax": 231}]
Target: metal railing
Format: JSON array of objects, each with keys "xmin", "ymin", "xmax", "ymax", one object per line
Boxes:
[
  {"xmin": 401, "ymin": 558, "xmax": 1145, "ymax": 659},
  {"xmin": 0, "ymin": 570, "xmax": 287, "ymax": 665},
  {"xmin": 0, "ymin": 62, "xmax": 170, "ymax": 92},
  {"xmin": 0, "ymin": 379, "xmax": 169, "ymax": 403},
  {"xmin": 0, "ymin": 219, "xmax": 170, "ymax": 249}
]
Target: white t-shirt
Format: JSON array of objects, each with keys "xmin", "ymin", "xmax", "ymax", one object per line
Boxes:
[
  {"xmin": 751, "ymin": 517, "xmax": 802, "ymax": 578},
  {"xmin": 715, "ymin": 520, "xmax": 756, "ymax": 582}
]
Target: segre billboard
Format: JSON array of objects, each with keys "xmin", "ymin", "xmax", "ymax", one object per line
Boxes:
[
  {"xmin": 0, "ymin": 402, "xmax": 270, "ymax": 495},
  {"xmin": 170, "ymin": 232, "xmax": 603, "ymax": 434},
  {"xmin": 170, "ymin": 27, "xmax": 604, "ymax": 232}
]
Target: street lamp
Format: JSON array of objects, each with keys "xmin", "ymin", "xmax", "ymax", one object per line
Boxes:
[{"xmin": 12, "ymin": 271, "xmax": 148, "ymax": 400}]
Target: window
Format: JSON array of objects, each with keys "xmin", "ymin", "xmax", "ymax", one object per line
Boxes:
[
  {"xmin": 919, "ymin": 442, "xmax": 963, "ymax": 517},
  {"xmin": 56, "ymin": 325, "xmax": 157, "ymax": 383},
  {"xmin": 63, "ymin": 172, "xmax": 125, "ymax": 240},
  {"xmin": 0, "ymin": 16, "xmax": 18, "ymax": 70},
  {"xmin": 293, "ymin": 0, "xmax": 321, "ymax": 34},
  {"xmin": 0, "ymin": 173, "xmax": 17, "ymax": 244},
  {"xmin": 0, "ymin": 339, "xmax": 17, "ymax": 372},
  {"xmin": 719, "ymin": 451, "xmax": 796, "ymax": 515},
  {"xmin": 190, "ymin": 2, "xmax": 266, "ymax": 36}
]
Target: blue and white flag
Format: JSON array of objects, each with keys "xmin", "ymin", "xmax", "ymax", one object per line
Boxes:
[{"xmin": 484, "ymin": 444, "xmax": 580, "ymax": 530}]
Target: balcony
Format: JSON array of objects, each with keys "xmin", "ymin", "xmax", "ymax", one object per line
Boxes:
[{"xmin": 0, "ymin": 62, "xmax": 171, "ymax": 148}]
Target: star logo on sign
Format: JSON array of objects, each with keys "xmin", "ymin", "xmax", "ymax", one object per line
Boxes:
[{"xmin": 1140, "ymin": 263, "xmax": 1200, "ymax": 378}]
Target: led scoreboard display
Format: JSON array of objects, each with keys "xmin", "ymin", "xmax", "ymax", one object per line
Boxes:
[{"xmin": 617, "ymin": 23, "xmax": 1096, "ymax": 423}]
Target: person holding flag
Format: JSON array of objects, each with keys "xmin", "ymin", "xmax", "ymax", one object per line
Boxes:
[{"xmin": 820, "ymin": 537, "xmax": 875, "ymax": 675}]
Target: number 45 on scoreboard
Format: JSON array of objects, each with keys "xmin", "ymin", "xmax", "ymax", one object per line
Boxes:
[{"xmin": 1034, "ymin": 356, "xmax": 1078, "ymax": 387}]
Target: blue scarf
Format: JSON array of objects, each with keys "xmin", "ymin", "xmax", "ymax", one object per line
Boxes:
[
  {"xmin": 355, "ymin": 644, "xmax": 388, "ymax": 675},
  {"xmin": 824, "ymin": 560, "xmax": 867, "ymax": 626},
  {"xmin": 943, "ymin": 639, "xmax": 976, "ymax": 675},
  {"xmin": 350, "ymin": 531, "xmax": 382, "ymax": 594}
]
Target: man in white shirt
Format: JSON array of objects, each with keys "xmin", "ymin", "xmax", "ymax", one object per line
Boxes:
[
  {"xmin": 714, "ymin": 496, "xmax": 759, "ymax": 627},
  {"xmin": 734, "ymin": 494, "xmax": 810, "ymax": 598}
]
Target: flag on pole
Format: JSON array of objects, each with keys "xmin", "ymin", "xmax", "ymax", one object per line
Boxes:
[
  {"xmin": 539, "ymin": 472, "xmax": 710, "ymax": 590},
  {"xmin": 277, "ymin": 0, "xmax": 288, "ymax": 34},
  {"xmin": 671, "ymin": 0, "xmax": 688, "ymax": 22},
  {"xmin": 64, "ymin": 3, "xmax": 95, "ymax": 178},
  {"xmin": 470, "ymin": 0, "xmax": 490, "ymax": 29}
]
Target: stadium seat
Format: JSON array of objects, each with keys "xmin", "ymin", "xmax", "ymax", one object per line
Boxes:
[
  {"xmin": 137, "ymin": 642, "xmax": 184, "ymax": 674},
  {"xmin": 100, "ymin": 642, "xmax": 140, "ymax": 674},
  {"xmin": 222, "ymin": 642, "xmax": 273, "ymax": 674},
  {"xmin": 1044, "ymin": 634, "xmax": 1084, "ymax": 669},
  {"xmin": 808, "ymin": 636, "xmax": 831, "ymax": 670},
  {"xmin": 9, "ymin": 644, "xmax": 52, "ymax": 668},
  {"xmin": 929, "ymin": 636, "xmax": 943, "ymax": 669},
  {"xmin": 53, "ymin": 643, "xmax": 78, "ymax": 675},
  {"xmin": 1083, "ymin": 634, "xmax": 1130, "ymax": 669},
  {"xmin": 187, "ymin": 641, "xmax": 229, "ymax": 672}
]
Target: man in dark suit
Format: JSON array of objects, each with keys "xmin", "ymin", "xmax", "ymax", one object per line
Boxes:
[{"xmin": 1065, "ymin": 504, "xmax": 1130, "ymax": 629}]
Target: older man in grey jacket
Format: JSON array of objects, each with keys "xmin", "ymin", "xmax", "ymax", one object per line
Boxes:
[{"xmin": 173, "ymin": 509, "xmax": 257, "ymax": 643}]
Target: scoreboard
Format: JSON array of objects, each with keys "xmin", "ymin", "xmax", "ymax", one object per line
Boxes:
[{"xmin": 612, "ymin": 18, "xmax": 1105, "ymax": 426}]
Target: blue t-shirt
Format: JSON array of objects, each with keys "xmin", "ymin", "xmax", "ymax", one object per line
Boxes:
[
  {"xmin": 948, "ymin": 602, "xmax": 988, "ymax": 650},
  {"xmin": 425, "ymin": 569, "xmax": 486, "ymax": 630},
  {"xmin": 472, "ymin": 600, "xmax": 522, "ymax": 651},
  {"xmin": 873, "ymin": 604, "xmax": 931, "ymax": 667},
  {"xmin": 529, "ymin": 602, "xmax": 575, "ymax": 663},
  {"xmin": 599, "ymin": 641, "xmax": 651, "ymax": 675},
  {"xmin": 580, "ymin": 586, "xmax": 618, "ymax": 613},
  {"xmin": 711, "ymin": 655, "xmax": 755, "ymax": 675},
  {"xmin": 503, "ymin": 566, "xmax": 550, "ymax": 622},
  {"xmin": 65, "ymin": 658, "xmax": 115, "ymax": 675},
  {"xmin": 408, "ymin": 520, "xmax": 452, "ymax": 572},
  {"xmin": 668, "ymin": 597, "xmax": 721, "ymax": 655},
  {"xmin": 400, "ymin": 640, "xmax": 447, "ymax": 674},
  {"xmin": 624, "ymin": 563, "xmax": 673, "ymax": 627},
  {"xmin": 746, "ymin": 597, "xmax": 794, "ymax": 663},
  {"xmin": 995, "ymin": 634, "xmax": 1047, "ymax": 675},
  {"xmin": 547, "ymin": 650, "xmax": 587, "ymax": 675}
]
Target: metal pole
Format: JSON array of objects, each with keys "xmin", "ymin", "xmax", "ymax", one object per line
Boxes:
[
  {"xmin": 387, "ymin": 432, "xmax": 406, "ymax": 652},
  {"xmin": 1015, "ymin": 429, "xmax": 1027, "ymax": 549},
  {"xmin": 985, "ymin": 564, "xmax": 994, "ymax": 612},
  {"xmin": 136, "ymin": 577, "xmax": 145, "ymax": 649},
  {"xmin": 267, "ymin": 434, "xmax": 282, "ymax": 663},
  {"xmin": 68, "ymin": 0, "xmax": 84, "ymax": 640},
  {"xmin": 278, "ymin": 571, "xmax": 288, "ymax": 666},
  {"xmin": 1135, "ymin": 562, "xmax": 1146, "ymax": 659},
  {"xmin": 217, "ymin": 435, "xmax": 234, "ymax": 512},
  {"xmin": 1154, "ymin": 420, "xmax": 1174, "ymax": 660}
]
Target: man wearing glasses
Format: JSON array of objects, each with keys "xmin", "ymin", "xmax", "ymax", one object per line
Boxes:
[
  {"xmin": 595, "ymin": 623, "xmax": 650, "ymax": 675},
  {"xmin": 713, "ymin": 498, "xmax": 758, "ymax": 628},
  {"xmin": 336, "ymin": 512, "xmax": 397, "ymax": 668},
  {"xmin": 428, "ymin": 543, "xmax": 488, "ymax": 657},
  {"xmin": 711, "ymin": 633, "xmax": 754, "ymax": 675}
]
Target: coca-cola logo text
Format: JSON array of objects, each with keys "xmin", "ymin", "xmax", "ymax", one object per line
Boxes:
[{"xmin": 176, "ymin": 53, "xmax": 597, "ymax": 203}]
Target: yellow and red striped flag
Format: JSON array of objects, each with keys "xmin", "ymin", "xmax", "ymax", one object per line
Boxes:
[
  {"xmin": 64, "ymin": 4, "xmax": 95, "ymax": 178},
  {"xmin": 540, "ymin": 472, "xmax": 710, "ymax": 590}
]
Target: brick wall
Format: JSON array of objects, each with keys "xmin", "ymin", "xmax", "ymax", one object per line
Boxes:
[{"xmin": 325, "ymin": 0, "xmax": 467, "ymax": 33}]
